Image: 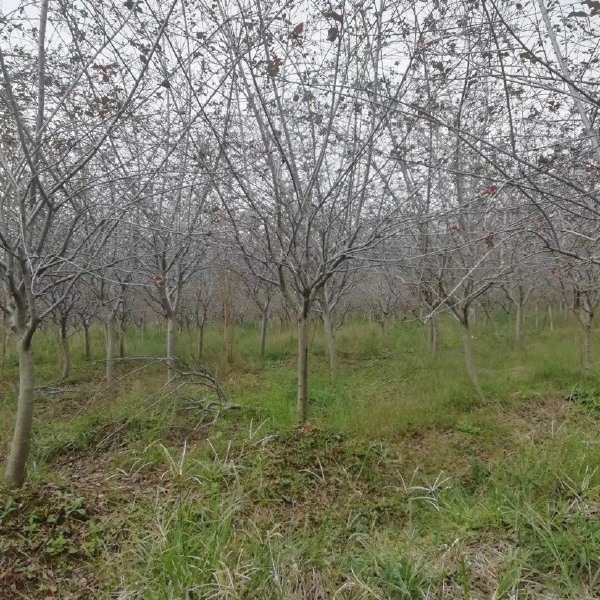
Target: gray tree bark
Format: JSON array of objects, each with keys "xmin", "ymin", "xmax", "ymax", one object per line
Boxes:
[
  {"xmin": 166, "ymin": 314, "xmax": 176, "ymax": 383},
  {"xmin": 118, "ymin": 321, "xmax": 126, "ymax": 359},
  {"xmin": 297, "ymin": 299, "xmax": 310, "ymax": 423},
  {"xmin": 515, "ymin": 302, "xmax": 524, "ymax": 347},
  {"xmin": 4, "ymin": 339, "xmax": 35, "ymax": 487},
  {"xmin": 429, "ymin": 316, "xmax": 438, "ymax": 355},
  {"xmin": 83, "ymin": 320, "xmax": 91, "ymax": 361},
  {"xmin": 322, "ymin": 300, "xmax": 338, "ymax": 379},
  {"xmin": 462, "ymin": 310, "xmax": 483, "ymax": 399},
  {"xmin": 105, "ymin": 313, "xmax": 117, "ymax": 385},
  {"xmin": 260, "ymin": 309, "xmax": 268, "ymax": 358},
  {"xmin": 59, "ymin": 319, "xmax": 70, "ymax": 380},
  {"xmin": 582, "ymin": 317, "xmax": 593, "ymax": 378},
  {"xmin": 197, "ymin": 322, "xmax": 205, "ymax": 360},
  {"xmin": 1, "ymin": 311, "xmax": 8, "ymax": 373}
]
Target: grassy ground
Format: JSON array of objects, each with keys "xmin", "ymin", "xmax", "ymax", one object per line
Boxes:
[{"xmin": 1, "ymin": 312, "xmax": 600, "ymax": 599}]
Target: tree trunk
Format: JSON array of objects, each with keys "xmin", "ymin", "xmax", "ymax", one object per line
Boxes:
[
  {"xmin": 297, "ymin": 300, "xmax": 310, "ymax": 423},
  {"xmin": 83, "ymin": 321, "xmax": 91, "ymax": 361},
  {"xmin": 322, "ymin": 303, "xmax": 338, "ymax": 379},
  {"xmin": 221, "ymin": 269, "xmax": 235, "ymax": 365},
  {"xmin": 60, "ymin": 319, "xmax": 70, "ymax": 380},
  {"xmin": 166, "ymin": 314, "xmax": 176, "ymax": 383},
  {"xmin": 105, "ymin": 314, "xmax": 117, "ymax": 385},
  {"xmin": 260, "ymin": 309, "xmax": 268, "ymax": 358},
  {"xmin": 118, "ymin": 323, "xmax": 126, "ymax": 359},
  {"xmin": 515, "ymin": 302, "xmax": 524, "ymax": 347},
  {"xmin": 583, "ymin": 318, "xmax": 593, "ymax": 378},
  {"xmin": 1, "ymin": 311, "xmax": 8, "ymax": 374},
  {"xmin": 462, "ymin": 320, "xmax": 483, "ymax": 399},
  {"xmin": 223, "ymin": 303, "xmax": 235, "ymax": 365},
  {"xmin": 197, "ymin": 322, "xmax": 205, "ymax": 360},
  {"xmin": 4, "ymin": 340, "xmax": 35, "ymax": 487},
  {"xmin": 224, "ymin": 319, "xmax": 235, "ymax": 364},
  {"xmin": 429, "ymin": 316, "xmax": 437, "ymax": 355},
  {"xmin": 548, "ymin": 305, "xmax": 554, "ymax": 331}
]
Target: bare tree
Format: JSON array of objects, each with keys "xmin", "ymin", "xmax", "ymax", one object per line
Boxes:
[
  {"xmin": 214, "ymin": 0, "xmax": 416, "ymax": 421},
  {"xmin": 0, "ymin": 0, "xmax": 177, "ymax": 485}
]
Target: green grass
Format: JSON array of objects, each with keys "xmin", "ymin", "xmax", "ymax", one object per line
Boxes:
[{"xmin": 1, "ymin": 311, "xmax": 600, "ymax": 598}]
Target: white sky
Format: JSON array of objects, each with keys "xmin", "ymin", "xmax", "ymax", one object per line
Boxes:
[
  {"xmin": 1, "ymin": 0, "xmax": 23, "ymax": 18},
  {"xmin": 1, "ymin": 0, "xmax": 20, "ymax": 12}
]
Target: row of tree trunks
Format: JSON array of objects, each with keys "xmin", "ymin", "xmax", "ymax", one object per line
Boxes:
[
  {"xmin": 7, "ymin": 300, "xmax": 591, "ymax": 391},
  {"xmin": 4, "ymin": 297, "xmax": 596, "ymax": 489}
]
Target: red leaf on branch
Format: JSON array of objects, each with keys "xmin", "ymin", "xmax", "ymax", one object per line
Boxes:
[{"xmin": 291, "ymin": 22, "xmax": 304, "ymax": 39}]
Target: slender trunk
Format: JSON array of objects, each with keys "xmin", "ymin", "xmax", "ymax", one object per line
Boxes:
[
  {"xmin": 4, "ymin": 339, "xmax": 35, "ymax": 487},
  {"xmin": 515, "ymin": 302, "xmax": 524, "ymax": 347},
  {"xmin": 83, "ymin": 321, "xmax": 91, "ymax": 360},
  {"xmin": 297, "ymin": 300, "xmax": 310, "ymax": 424},
  {"xmin": 260, "ymin": 309, "xmax": 268, "ymax": 358},
  {"xmin": 462, "ymin": 319, "xmax": 483, "ymax": 399},
  {"xmin": 548, "ymin": 305, "xmax": 554, "ymax": 331},
  {"xmin": 197, "ymin": 322, "xmax": 205, "ymax": 361},
  {"xmin": 119, "ymin": 323, "xmax": 126, "ymax": 359},
  {"xmin": 583, "ymin": 317, "xmax": 593, "ymax": 378},
  {"xmin": 223, "ymin": 307, "xmax": 235, "ymax": 365},
  {"xmin": 222, "ymin": 269, "xmax": 235, "ymax": 364},
  {"xmin": 429, "ymin": 316, "xmax": 437, "ymax": 355},
  {"xmin": 1, "ymin": 311, "xmax": 8, "ymax": 373},
  {"xmin": 105, "ymin": 314, "xmax": 116, "ymax": 385},
  {"xmin": 60, "ymin": 320, "xmax": 70, "ymax": 380},
  {"xmin": 166, "ymin": 314, "xmax": 176, "ymax": 383},
  {"xmin": 534, "ymin": 302, "xmax": 539, "ymax": 329},
  {"xmin": 224, "ymin": 319, "xmax": 234, "ymax": 364},
  {"xmin": 322, "ymin": 303, "xmax": 338, "ymax": 379}
]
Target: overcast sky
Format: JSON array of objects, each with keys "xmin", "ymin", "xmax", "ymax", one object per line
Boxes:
[
  {"xmin": 1, "ymin": 0, "xmax": 20, "ymax": 12},
  {"xmin": 1, "ymin": 0, "xmax": 24, "ymax": 16}
]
